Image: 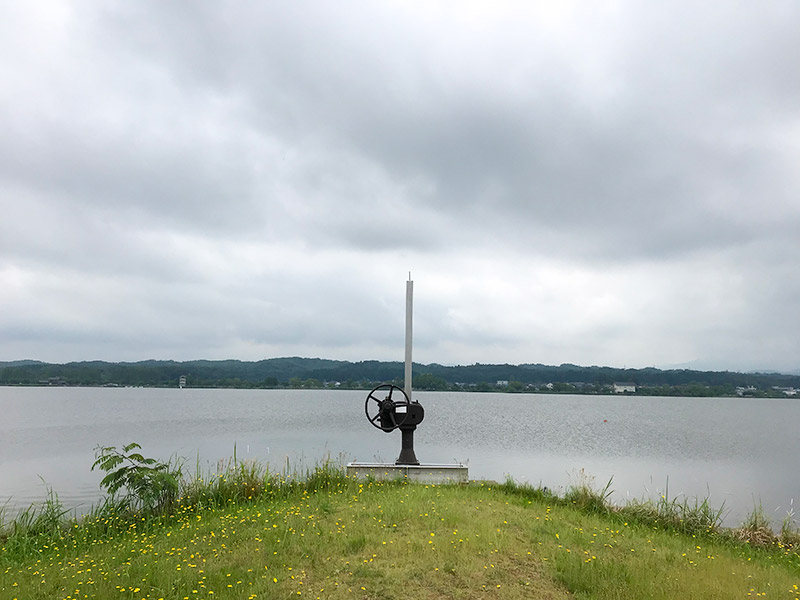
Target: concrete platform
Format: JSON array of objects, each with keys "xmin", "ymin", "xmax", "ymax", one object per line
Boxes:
[{"xmin": 346, "ymin": 462, "xmax": 469, "ymax": 484}]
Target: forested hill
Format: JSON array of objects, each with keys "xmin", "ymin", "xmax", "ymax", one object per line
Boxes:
[{"xmin": 1, "ymin": 358, "xmax": 799, "ymax": 395}]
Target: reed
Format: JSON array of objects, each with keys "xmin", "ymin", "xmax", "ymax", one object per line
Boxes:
[
  {"xmin": 619, "ymin": 492, "xmax": 727, "ymax": 537},
  {"xmin": 563, "ymin": 469, "xmax": 614, "ymax": 515}
]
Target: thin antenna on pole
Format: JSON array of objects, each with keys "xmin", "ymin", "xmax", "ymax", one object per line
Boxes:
[{"xmin": 405, "ymin": 274, "xmax": 413, "ymax": 402}]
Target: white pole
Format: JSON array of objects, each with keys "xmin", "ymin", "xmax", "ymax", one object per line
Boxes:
[{"xmin": 405, "ymin": 274, "xmax": 413, "ymax": 402}]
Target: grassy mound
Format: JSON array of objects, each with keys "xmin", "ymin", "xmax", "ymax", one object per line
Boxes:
[{"xmin": 1, "ymin": 462, "xmax": 799, "ymax": 599}]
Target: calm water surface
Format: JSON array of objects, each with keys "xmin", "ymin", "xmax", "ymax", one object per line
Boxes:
[{"xmin": 1, "ymin": 387, "xmax": 797, "ymax": 526}]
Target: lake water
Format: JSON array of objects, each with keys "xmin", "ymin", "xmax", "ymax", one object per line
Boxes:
[{"xmin": 1, "ymin": 387, "xmax": 797, "ymax": 527}]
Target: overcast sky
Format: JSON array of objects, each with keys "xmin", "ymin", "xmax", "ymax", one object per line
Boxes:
[{"xmin": 1, "ymin": 1, "xmax": 799, "ymax": 372}]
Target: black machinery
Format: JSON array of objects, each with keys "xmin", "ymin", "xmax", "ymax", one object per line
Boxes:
[{"xmin": 364, "ymin": 383, "xmax": 425, "ymax": 465}]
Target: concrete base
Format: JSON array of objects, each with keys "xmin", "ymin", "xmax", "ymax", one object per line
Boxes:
[{"xmin": 346, "ymin": 462, "xmax": 469, "ymax": 484}]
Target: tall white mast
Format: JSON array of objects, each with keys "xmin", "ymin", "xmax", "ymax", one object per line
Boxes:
[{"xmin": 404, "ymin": 273, "xmax": 413, "ymax": 402}]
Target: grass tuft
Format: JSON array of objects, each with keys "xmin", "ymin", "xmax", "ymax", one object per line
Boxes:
[
  {"xmin": 182, "ymin": 456, "xmax": 272, "ymax": 509},
  {"xmin": 619, "ymin": 493, "xmax": 726, "ymax": 537},
  {"xmin": 563, "ymin": 469, "xmax": 614, "ymax": 514},
  {"xmin": 732, "ymin": 503, "xmax": 776, "ymax": 548},
  {"xmin": 1, "ymin": 484, "xmax": 70, "ymax": 557}
]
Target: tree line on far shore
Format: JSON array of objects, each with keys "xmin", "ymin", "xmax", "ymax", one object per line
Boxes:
[{"xmin": 1, "ymin": 358, "xmax": 798, "ymax": 397}]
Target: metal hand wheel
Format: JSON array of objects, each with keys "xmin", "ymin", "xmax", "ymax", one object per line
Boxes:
[{"xmin": 364, "ymin": 383, "xmax": 411, "ymax": 431}]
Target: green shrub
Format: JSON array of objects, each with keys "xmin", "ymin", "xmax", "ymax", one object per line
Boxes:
[{"xmin": 92, "ymin": 442, "xmax": 181, "ymax": 515}]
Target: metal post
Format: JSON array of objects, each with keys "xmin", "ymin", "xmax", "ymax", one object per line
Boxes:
[
  {"xmin": 405, "ymin": 275, "xmax": 413, "ymax": 402},
  {"xmin": 397, "ymin": 428, "xmax": 419, "ymax": 465}
]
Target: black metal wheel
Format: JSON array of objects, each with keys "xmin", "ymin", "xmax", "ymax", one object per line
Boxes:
[{"xmin": 364, "ymin": 383, "xmax": 411, "ymax": 431}]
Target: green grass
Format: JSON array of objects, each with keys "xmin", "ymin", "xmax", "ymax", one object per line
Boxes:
[{"xmin": 2, "ymin": 466, "xmax": 799, "ymax": 600}]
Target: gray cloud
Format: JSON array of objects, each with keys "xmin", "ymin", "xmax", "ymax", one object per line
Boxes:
[{"xmin": 1, "ymin": 1, "xmax": 798, "ymax": 371}]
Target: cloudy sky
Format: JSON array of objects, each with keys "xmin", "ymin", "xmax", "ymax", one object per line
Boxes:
[{"xmin": 1, "ymin": 1, "xmax": 798, "ymax": 372}]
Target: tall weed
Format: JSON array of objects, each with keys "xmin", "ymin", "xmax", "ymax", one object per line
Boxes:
[
  {"xmin": 732, "ymin": 503, "xmax": 776, "ymax": 548},
  {"xmin": 2, "ymin": 485, "xmax": 70, "ymax": 557},
  {"xmin": 564, "ymin": 469, "xmax": 613, "ymax": 514},
  {"xmin": 181, "ymin": 455, "xmax": 272, "ymax": 509}
]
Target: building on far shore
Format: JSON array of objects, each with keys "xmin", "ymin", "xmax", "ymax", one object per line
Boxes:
[
  {"xmin": 612, "ymin": 382, "xmax": 636, "ymax": 394},
  {"xmin": 775, "ymin": 387, "xmax": 797, "ymax": 396}
]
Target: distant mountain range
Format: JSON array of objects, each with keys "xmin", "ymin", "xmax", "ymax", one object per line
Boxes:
[
  {"xmin": 658, "ymin": 358, "xmax": 800, "ymax": 376},
  {"xmin": 0, "ymin": 359, "xmax": 46, "ymax": 368},
  {"xmin": 1, "ymin": 357, "xmax": 799, "ymax": 390}
]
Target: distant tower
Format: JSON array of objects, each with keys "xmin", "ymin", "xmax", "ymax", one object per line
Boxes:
[{"xmin": 179, "ymin": 375, "xmax": 186, "ymax": 389}]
